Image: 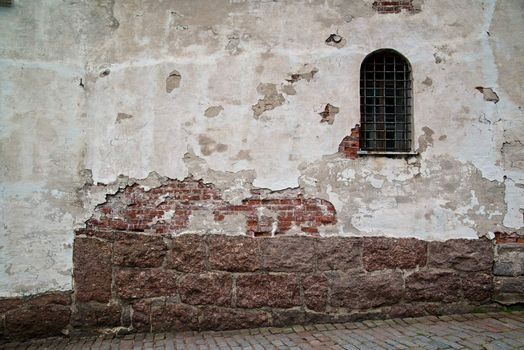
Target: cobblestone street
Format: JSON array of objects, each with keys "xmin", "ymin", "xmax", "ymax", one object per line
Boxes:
[{"xmin": 2, "ymin": 311, "xmax": 524, "ymax": 350}]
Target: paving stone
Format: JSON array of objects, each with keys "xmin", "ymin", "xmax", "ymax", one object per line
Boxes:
[{"xmin": 2, "ymin": 312, "xmax": 524, "ymax": 349}]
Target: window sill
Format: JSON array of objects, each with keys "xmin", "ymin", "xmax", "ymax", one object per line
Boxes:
[{"xmin": 357, "ymin": 150, "xmax": 419, "ymax": 156}]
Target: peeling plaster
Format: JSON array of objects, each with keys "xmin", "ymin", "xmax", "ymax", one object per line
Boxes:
[{"xmin": 1, "ymin": 0, "xmax": 523, "ymax": 297}]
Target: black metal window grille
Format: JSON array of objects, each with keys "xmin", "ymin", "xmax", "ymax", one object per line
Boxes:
[{"xmin": 360, "ymin": 50, "xmax": 412, "ymax": 152}]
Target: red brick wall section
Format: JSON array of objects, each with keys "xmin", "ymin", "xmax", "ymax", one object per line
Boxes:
[
  {"xmin": 372, "ymin": 1, "xmax": 419, "ymax": 14},
  {"xmin": 86, "ymin": 179, "xmax": 337, "ymax": 236},
  {"xmin": 495, "ymin": 231, "xmax": 524, "ymax": 244},
  {"xmin": 338, "ymin": 124, "xmax": 360, "ymax": 159}
]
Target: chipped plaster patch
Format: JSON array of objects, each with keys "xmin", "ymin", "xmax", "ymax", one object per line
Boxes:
[
  {"xmin": 475, "ymin": 87, "xmax": 500, "ymax": 103},
  {"xmin": 166, "ymin": 70, "xmax": 181, "ymax": 93},
  {"xmin": 116, "ymin": 112, "xmax": 133, "ymax": 123},
  {"xmin": 251, "ymin": 83, "xmax": 285, "ymax": 119},
  {"xmin": 204, "ymin": 105, "xmax": 224, "ymax": 118},
  {"xmin": 318, "ymin": 103, "xmax": 340, "ymax": 125}
]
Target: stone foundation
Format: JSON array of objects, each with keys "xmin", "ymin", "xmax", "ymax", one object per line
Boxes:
[{"xmin": 1, "ymin": 234, "xmax": 511, "ymax": 342}]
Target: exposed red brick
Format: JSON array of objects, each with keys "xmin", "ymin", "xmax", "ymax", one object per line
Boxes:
[
  {"xmin": 495, "ymin": 231, "xmax": 524, "ymax": 244},
  {"xmin": 85, "ymin": 178, "xmax": 336, "ymax": 236},
  {"xmin": 338, "ymin": 124, "xmax": 360, "ymax": 159}
]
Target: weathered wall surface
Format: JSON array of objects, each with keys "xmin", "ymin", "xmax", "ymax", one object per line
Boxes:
[{"xmin": 1, "ymin": 0, "xmax": 523, "ymax": 299}]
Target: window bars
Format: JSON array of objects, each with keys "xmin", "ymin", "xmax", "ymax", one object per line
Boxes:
[{"xmin": 360, "ymin": 50, "xmax": 412, "ymax": 152}]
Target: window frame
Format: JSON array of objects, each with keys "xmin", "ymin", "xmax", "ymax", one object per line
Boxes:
[{"xmin": 358, "ymin": 49, "xmax": 417, "ymax": 156}]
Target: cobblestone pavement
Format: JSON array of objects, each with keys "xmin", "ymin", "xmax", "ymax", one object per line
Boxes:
[{"xmin": 2, "ymin": 312, "xmax": 524, "ymax": 350}]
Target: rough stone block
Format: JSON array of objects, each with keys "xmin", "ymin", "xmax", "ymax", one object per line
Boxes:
[
  {"xmin": 178, "ymin": 273, "xmax": 232, "ymax": 306},
  {"xmin": 302, "ymin": 274, "xmax": 328, "ymax": 312},
  {"xmin": 405, "ymin": 270, "xmax": 461, "ymax": 302},
  {"xmin": 236, "ymin": 274, "xmax": 301, "ymax": 308},
  {"xmin": 131, "ymin": 299, "xmax": 155, "ymax": 332},
  {"xmin": 199, "ymin": 306, "xmax": 270, "ymax": 330},
  {"xmin": 494, "ymin": 244, "xmax": 524, "ymax": 276},
  {"xmin": 167, "ymin": 234, "xmax": 208, "ymax": 272},
  {"xmin": 493, "ymin": 276, "xmax": 524, "ymax": 304},
  {"xmin": 461, "ymin": 273, "xmax": 493, "ymax": 302},
  {"xmin": 316, "ymin": 237, "xmax": 362, "ymax": 271},
  {"xmin": 71, "ymin": 302, "xmax": 122, "ymax": 328},
  {"xmin": 151, "ymin": 303, "xmax": 200, "ymax": 332},
  {"xmin": 0, "ymin": 299, "xmax": 24, "ymax": 315},
  {"xmin": 329, "ymin": 271, "xmax": 404, "ymax": 309},
  {"xmin": 260, "ymin": 236, "xmax": 316, "ymax": 272},
  {"xmin": 362, "ymin": 237, "xmax": 427, "ymax": 271},
  {"xmin": 115, "ymin": 269, "xmax": 178, "ymax": 299},
  {"xmin": 74, "ymin": 237, "xmax": 112, "ymax": 302},
  {"xmin": 271, "ymin": 308, "xmax": 305, "ymax": 327},
  {"xmin": 208, "ymin": 235, "xmax": 261, "ymax": 272},
  {"xmin": 4, "ymin": 304, "xmax": 70, "ymax": 340},
  {"xmin": 428, "ymin": 239, "xmax": 493, "ymax": 272},
  {"xmin": 113, "ymin": 232, "xmax": 167, "ymax": 267},
  {"xmin": 26, "ymin": 292, "xmax": 71, "ymax": 307}
]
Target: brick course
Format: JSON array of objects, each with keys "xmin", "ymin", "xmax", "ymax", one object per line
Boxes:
[{"xmin": 86, "ymin": 178, "xmax": 337, "ymax": 236}]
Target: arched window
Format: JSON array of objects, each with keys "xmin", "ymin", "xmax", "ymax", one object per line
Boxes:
[{"xmin": 360, "ymin": 49, "xmax": 412, "ymax": 153}]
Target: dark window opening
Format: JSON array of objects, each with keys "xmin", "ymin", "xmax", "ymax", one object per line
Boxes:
[{"xmin": 360, "ymin": 49, "xmax": 412, "ymax": 152}]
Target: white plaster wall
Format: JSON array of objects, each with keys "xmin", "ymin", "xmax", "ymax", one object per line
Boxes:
[{"xmin": 0, "ymin": 0, "xmax": 523, "ymax": 296}]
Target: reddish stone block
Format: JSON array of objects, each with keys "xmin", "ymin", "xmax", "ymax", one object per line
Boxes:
[
  {"xmin": 167, "ymin": 234, "xmax": 208, "ymax": 272},
  {"xmin": 363, "ymin": 237, "xmax": 427, "ymax": 271},
  {"xmin": 26, "ymin": 291, "xmax": 72, "ymax": 307},
  {"xmin": 329, "ymin": 271, "xmax": 404, "ymax": 309},
  {"xmin": 208, "ymin": 235, "xmax": 261, "ymax": 272},
  {"xmin": 115, "ymin": 269, "xmax": 178, "ymax": 299},
  {"xmin": 405, "ymin": 270, "xmax": 461, "ymax": 302},
  {"xmin": 74, "ymin": 237, "xmax": 112, "ymax": 303},
  {"xmin": 199, "ymin": 306, "xmax": 270, "ymax": 331},
  {"xmin": 71, "ymin": 302, "xmax": 121, "ymax": 328},
  {"xmin": 461, "ymin": 273, "xmax": 493, "ymax": 302},
  {"xmin": 113, "ymin": 232, "xmax": 167, "ymax": 267},
  {"xmin": 0, "ymin": 298, "xmax": 23, "ymax": 315},
  {"xmin": 151, "ymin": 303, "xmax": 200, "ymax": 332},
  {"xmin": 316, "ymin": 237, "xmax": 362, "ymax": 271},
  {"xmin": 4, "ymin": 304, "xmax": 70, "ymax": 340},
  {"xmin": 428, "ymin": 239, "xmax": 493, "ymax": 272},
  {"xmin": 271, "ymin": 308, "xmax": 305, "ymax": 327},
  {"xmin": 131, "ymin": 299, "xmax": 155, "ymax": 332},
  {"xmin": 236, "ymin": 274, "xmax": 301, "ymax": 308},
  {"xmin": 178, "ymin": 273, "xmax": 232, "ymax": 306},
  {"xmin": 260, "ymin": 236, "xmax": 316, "ymax": 272},
  {"xmin": 302, "ymin": 274, "xmax": 328, "ymax": 312}
]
